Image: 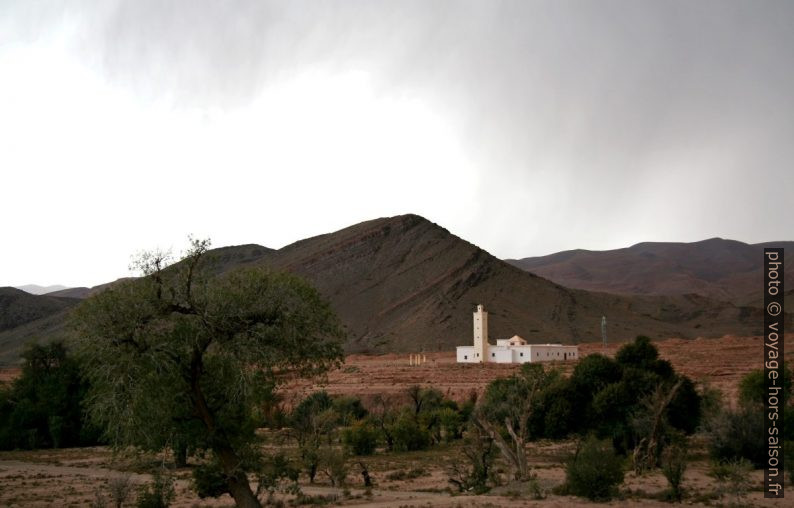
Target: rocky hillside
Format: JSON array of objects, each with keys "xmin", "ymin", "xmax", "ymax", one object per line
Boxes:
[
  {"xmin": 0, "ymin": 216, "xmax": 777, "ymax": 363},
  {"xmin": 0, "ymin": 287, "xmax": 79, "ymax": 332},
  {"xmin": 507, "ymin": 238, "xmax": 793, "ymax": 307},
  {"xmin": 257, "ymin": 215, "xmax": 766, "ymax": 353}
]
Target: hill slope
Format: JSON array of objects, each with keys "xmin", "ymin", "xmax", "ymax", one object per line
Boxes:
[
  {"xmin": 0, "ymin": 217, "xmax": 777, "ymax": 363},
  {"xmin": 256, "ymin": 215, "xmax": 766, "ymax": 353},
  {"xmin": 0, "ymin": 287, "xmax": 80, "ymax": 332},
  {"xmin": 507, "ymin": 238, "xmax": 794, "ymax": 306}
]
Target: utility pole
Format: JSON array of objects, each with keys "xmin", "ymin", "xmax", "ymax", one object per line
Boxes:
[{"xmin": 601, "ymin": 316, "xmax": 607, "ymax": 347}]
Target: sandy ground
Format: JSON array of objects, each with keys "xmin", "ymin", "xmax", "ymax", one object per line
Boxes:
[
  {"xmin": 287, "ymin": 334, "xmax": 794, "ymax": 408},
  {"xmin": 1, "ymin": 334, "xmax": 792, "ymax": 506}
]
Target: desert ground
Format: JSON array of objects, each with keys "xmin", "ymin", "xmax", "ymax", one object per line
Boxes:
[
  {"xmin": 291, "ymin": 334, "xmax": 792, "ymax": 407},
  {"xmin": 1, "ymin": 334, "xmax": 792, "ymax": 507}
]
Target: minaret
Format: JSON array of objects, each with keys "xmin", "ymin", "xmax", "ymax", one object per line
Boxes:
[{"xmin": 473, "ymin": 304, "xmax": 488, "ymax": 362}]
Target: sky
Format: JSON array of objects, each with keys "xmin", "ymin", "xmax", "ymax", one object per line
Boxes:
[{"xmin": 2, "ymin": 0, "xmax": 792, "ymax": 288}]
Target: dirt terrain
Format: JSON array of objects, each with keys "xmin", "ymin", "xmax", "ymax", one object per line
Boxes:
[
  {"xmin": 1, "ymin": 334, "xmax": 791, "ymax": 507},
  {"xmin": 289, "ymin": 334, "xmax": 794, "ymax": 407}
]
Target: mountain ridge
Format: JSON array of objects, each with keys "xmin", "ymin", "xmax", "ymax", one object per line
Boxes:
[
  {"xmin": 0, "ymin": 215, "xmax": 782, "ymax": 364},
  {"xmin": 507, "ymin": 238, "xmax": 793, "ymax": 306}
]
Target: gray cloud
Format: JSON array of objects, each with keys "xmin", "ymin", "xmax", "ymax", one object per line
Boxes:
[{"xmin": 3, "ymin": 0, "xmax": 792, "ymax": 261}]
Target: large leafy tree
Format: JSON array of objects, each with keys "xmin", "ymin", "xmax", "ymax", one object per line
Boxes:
[
  {"xmin": 71, "ymin": 239, "xmax": 344, "ymax": 508},
  {"xmin": 0, "ymin": 341, "xmax": 100, "ymax": 450}
]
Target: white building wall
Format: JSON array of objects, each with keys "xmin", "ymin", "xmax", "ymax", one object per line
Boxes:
[
  {"xmin": 487, "ymin": 346, "xmax": 513, "ymax": 363},
  {"xmin": 456, "ymin": 346, "xmax": 477, "ymax": 363},
  {"xmin": 511, "ymin": 346, "xmax": 533, "ymax": 363}
]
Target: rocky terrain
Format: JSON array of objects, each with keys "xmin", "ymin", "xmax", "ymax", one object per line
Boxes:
[
  {"xmin": 0, "ymin": 215, "xmax": 784, "ymax": 363},
  {"xmin": 507, "ymin": 237, "xmax": 794, "ymax": 307}
]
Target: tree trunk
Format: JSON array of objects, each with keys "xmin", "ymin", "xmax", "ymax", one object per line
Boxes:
[
  {"xmin": 476, "ymin": 416, "xmax": 528, "ymax": 481},
  {"xmin": 216, "ymin": 445, "xmax": 262, "ymax": 508},
  {"xmin": 190, "ymin": 353, "xmax": 261, "ymax": 508},
  {"xmin": 225, "ymin": 471, "xmax": 261, "ymax": 508},
  {"xmin": 359, "ymin": 461, "xmax": 372, "ymax": 487},
  {"xmin": 174, "ymin": 440, "xmax": 188, "ymax": 468}
]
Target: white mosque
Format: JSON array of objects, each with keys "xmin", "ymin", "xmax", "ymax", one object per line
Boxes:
[{"xmin": 456, "ymin": 304, "xmax": 578, "ymax": 364}]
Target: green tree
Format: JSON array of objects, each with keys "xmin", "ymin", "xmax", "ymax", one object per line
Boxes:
[
  {"xmin": 290, "ymin": 391, "xmax": 338, "ymax": 482},
  {"xmin": 739, "ymin": 363, "xmax": 792, "ymax": 407},
  {"xmin": 476, "ymin": 363, "xmax": 558, "ymax": 480},
  {"xmin": 71, "ymin": 239, "xmax": 344, "ymax": 508},
  {"xmin": 343, "ymin": 420, "xmax": 379, "ymax": 456},
  {"xmin": 0, "ymin": 341, "xmax": 100, "ymax": 450}
]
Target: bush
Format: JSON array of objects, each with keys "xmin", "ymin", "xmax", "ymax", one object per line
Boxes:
[
  {"xmin": 390, "ymin": 412, "xmax": 430, "ymax": 452},
  {"xmin": 332, "ymin": 396, "xmax": 368, "ymax": 426},
  {"xmin": 107, "ymin": 474, "xmax": 133, "ymax": 508},
  {"xmin": 136, "ymin": 471, "xmax": 175, "ymax": 508},
  {"xmin": 615, "ymin": 336, "xmax": 659, "ymax": 370},
  {"xmin": 318, "ymin": 447, "xmax": 349, "ymax": 487},
  {"xmin": 709, "ymin": 458, "xmax": 753, "ymax": 505},
  {"xmin": 257, "ymin": 453, "xmax": 301, "ymax": 501},
  {"xmin": 705, "ymin": 406, "xmax": 765, "ymax": 467},
  {"xmin": 343, "ymin": 421, "xmax": 378, "ymax": 456},
  {"xmin": 661, "ymin": 441, "xmax": 687, "ymax": 502},
  {"xmin": 193, "ymin": 462, "xmax": 228, "ymax": 499},
  {"xmin": 565, "ymin": 435, "xmax": 624, "ymax": 501}
]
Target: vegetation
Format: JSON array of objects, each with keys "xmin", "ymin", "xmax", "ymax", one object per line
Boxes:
[
  {"xmin": 709, "ymin": 458, "xmax": 753, "ymax": 506},
  {"xmin": 564, "ymin": 434, "xmax": 624, "ymax": 501},
  {"xmin": 135, "ymin": 471, "xmax": 175, "ymax": 508},
  {"xmin": 343, "ymin": 420, "xmax": 378, "ymax": 456},
  {"xmin": 476, "ymin": 363, "xmax": 558, "ymax": 480},
  {"xmin": 705, "ymin": 362, "xmax": 792, "ymax": 467},
  {"xmin": 0, "ymin": 341, "xmax": 100, "ymax": 450},
  {"xmin": 447, "ymin": 421, "xmax": 498, "ymax": 494},
  {"xmin": 661, "ymin": 438, "xmax": 688, "ymax": 502},
  {"xmin": 0, "ymin": 320, "xmax": 753, "ymax": 505},
  {"xmin": 70, "ymin": 238, "xmax": 344, "ymax": 508}
]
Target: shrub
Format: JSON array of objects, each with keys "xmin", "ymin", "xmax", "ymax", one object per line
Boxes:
[
  {"xmin": 709, "ymin": 458, "xmax": 753, "ymax": 505},
  {"xmin": 447, "ymin": 424, "xmax": 497, "ymax": 494},
  {"xmin": 193, "ymin": 462, "xmax": 228, "ymax": 499},
  {"xmin": 565, "ymin": 435, "xmax": 624, "ymax": 501},
  {"xmin": 615, "ymin": 336, "xmax": 659, "ymax": 370},
  {"xmin": 390, "ymin": 412, "xmax": 430, "ymax": 452},
  {"xmin": 332, "ymin": 396, "xmax": 368, "ymax": 426},
  {"xmin": 257, "ymin": 453, "xmax": 301, "ymax": 502},
  {"xmin": 739, "ymin": 364, "xmax": 792, "ymax": 407},
  {"xmin": 661, "ymin": 441, "xmax": 687, "ymax": 502},
  {"xmin": 318, "ymin": 447, "xmax": 349, "ymax": 487},
  {"xmin": 136, "ymin": 471, "xmax": 175, "ymax": 508},
  {"xmin": 705, "ymin": 406, "xmax": 765, "ymax": 467},
  {"xmin": 343, "ymin": 421, "xmax": 378, "ymax": 456},
  {"xmin": 107, "ymin": 473, "xmax": 133, "ymax": 508}
]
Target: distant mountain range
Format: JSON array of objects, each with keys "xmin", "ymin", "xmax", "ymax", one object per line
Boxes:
[
  {"xmin": 1, "ymin": 215, "xmax": 787, "ymax": 365},
  {"xmin": 506, "ymin": 238, "xmax": 793, "ymax": 307},
  {"xmin": 14, "ymin": 284, "xmax": 70, "ymax": 295}
]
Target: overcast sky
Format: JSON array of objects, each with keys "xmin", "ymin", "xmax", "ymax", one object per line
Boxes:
[{"xmin": 2, "ymin": 0, "xmax": 792, "ymax": 287}]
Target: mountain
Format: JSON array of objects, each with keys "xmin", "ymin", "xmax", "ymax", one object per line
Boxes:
[
  {"xmin": 254, "ymin": 215, "xmax": 767, "ymax": 353},
  {"xmin": 15, "ymin": 284, "xmax": 70, "ymax": 295},
  {"xmin": 0, "ymin": 247, "xmax": 276, "ymax": 364},
  {"xmin": 46, "ymin": 287, "xmax": 92, "ymax": 298},
  {"xmin": 506, "ymin": 238, "xmax": 794, "ymax": 307},
  {"xmin": 0, "ymin": 287, "xmax": 80, "ymax": 332},
  {"xmin": 0, "ymin": 216, "xmax": 779, "ymax": 364}
]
